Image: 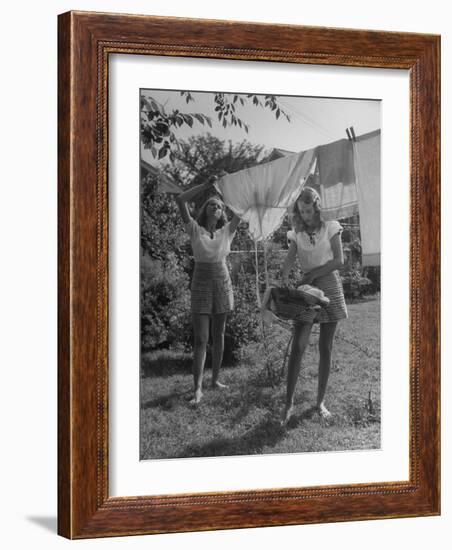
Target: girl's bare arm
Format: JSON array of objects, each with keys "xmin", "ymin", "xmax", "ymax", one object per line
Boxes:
[
  {"xmin": 301, "ymin": 233, "xmax": 344, "ymax": 283},
  {"xmin": 175, "ymin": 180, "xmax": 216, "ymax": 224}
]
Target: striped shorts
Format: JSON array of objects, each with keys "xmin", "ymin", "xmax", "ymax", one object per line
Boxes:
[
  {"xmin": 294, "ymin": 270, "xmax": 348, "ymax": 325},
  {"xmin": 191, "ymin": 262, "xmax": 234, "ymax": 315}
]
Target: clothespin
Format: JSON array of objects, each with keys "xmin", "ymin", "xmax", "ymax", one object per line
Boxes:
[
  {"xmin": 350, "ymin": 126, "xmax": 357, "ymax": 142},
  {"xmin": 345, "ymin": 128, "xmax": 352, "ymax": 141}
]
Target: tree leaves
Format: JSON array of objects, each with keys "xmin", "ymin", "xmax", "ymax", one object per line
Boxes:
[
  {"xmin": 180, "ymin": 91, "xmax": 194, "ymax": 103},
  {"xmin": 183, "ymin": 114, "xmax": 193, "ymax": 128},
  {"xmin": 141, "ymin": 91, "xmax": 291, "ymax": 161}
]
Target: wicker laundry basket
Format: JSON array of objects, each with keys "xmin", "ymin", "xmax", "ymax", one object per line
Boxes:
[{"xmin": 269, "ymin": 286, "xmax": 329, "ymax": 321}]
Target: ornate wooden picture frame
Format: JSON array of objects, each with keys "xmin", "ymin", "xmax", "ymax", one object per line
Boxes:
[{"xmin": 58, "ymin": 11, "xmax": 440, "ymax": 539}]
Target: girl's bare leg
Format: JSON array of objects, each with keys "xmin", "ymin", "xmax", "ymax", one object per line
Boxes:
[
  {"xmin": 191, "ymin": 313, "xmax": 210, "ymax": 404},
  {"xmin": 282, "ymin": 322, "xmax": 313, "ymax": 426},
  {"xmin": 211, "ymin": 313, "xmax": 228, "ymax": 388},
  {"xmin": 317, "ymin": 322, "xmax": 338, "ymax": 418}
]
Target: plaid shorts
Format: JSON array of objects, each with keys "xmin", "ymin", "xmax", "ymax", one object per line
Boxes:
[
  {"xmin": 191, "ymin": 262, "xmax": 234, "ymax": 315},
  {"xmin": 293, "ymin": 271, "xmax": 348, "ymax": 324}
]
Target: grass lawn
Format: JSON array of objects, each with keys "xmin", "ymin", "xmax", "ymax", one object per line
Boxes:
[{"xmin": 140, "ymin": 296, "xmax": 380, "ymax": 460}]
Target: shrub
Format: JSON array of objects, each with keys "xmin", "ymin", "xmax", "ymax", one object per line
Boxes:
[
  {"xmin": 140, "ymin": 253, "xmax": 192, "ymax": 351},
  {"xmin": 362, "ymin": 265, "xmax": 381, "ymax": 294},
  {"xmin": 224, "ymin": 266, "xmax": 261, "ymax": 364},
  {"xmin": 140, "ymin": 172, "xmax": 190, "ymax": 269}
]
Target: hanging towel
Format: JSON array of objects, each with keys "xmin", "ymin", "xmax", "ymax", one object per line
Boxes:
[
  {"xmin": 217, "ymin": 131, "xmax": 380, "ymax": 267},
  {"xmin": 316, "ymin": 138, "xmax": 358, "ymax": 221},
  {"xmin": 353, "ymin": 130, "xmax": 381, "ymax": 266},
  {"xmin": 217, "ymin": 148, "xmax": 316, "ymax": 241}
]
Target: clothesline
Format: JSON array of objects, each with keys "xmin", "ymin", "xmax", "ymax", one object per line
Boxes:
[
  {"xmin": 218, "ymin": 129, "xmax": 380, "ymax": 266},
  {"xmin": 215, "ymin": 129, "xmax": 380, "ymax": 326}
]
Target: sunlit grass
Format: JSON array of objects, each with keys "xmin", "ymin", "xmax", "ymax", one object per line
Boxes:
[{"xmin": 140, "ymin": 297, "xmax": 380, "ymax": 460}]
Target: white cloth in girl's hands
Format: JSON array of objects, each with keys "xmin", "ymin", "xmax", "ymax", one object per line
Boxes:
[
  {"xmin": 217, "ymin": 149, "xmax": 316, "ymax": 241},
  {"xmin": 296, "ymin": 285, "xmax": 330, "ymax": 306}
]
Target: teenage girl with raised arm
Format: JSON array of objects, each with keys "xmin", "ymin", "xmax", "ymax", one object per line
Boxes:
[{"xmin": 176, "ymin": 176, "xmax": 240, "ymax": 405}]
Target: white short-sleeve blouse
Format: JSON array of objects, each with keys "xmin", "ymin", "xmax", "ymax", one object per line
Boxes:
[
  {"xmin": 185, "ymin": 218, "xmax": 236, "ymax": 263},
  {"xmin": 287, "ymin": 220, "xmax": 343, "ymax": 272}
]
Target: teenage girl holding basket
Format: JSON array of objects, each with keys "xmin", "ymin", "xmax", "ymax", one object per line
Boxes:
[{"xmin": 281, "ymin": 187, "xmax": 348, "ymax": 426}]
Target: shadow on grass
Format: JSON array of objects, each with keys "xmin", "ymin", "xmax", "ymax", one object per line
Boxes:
[
  {"xmin": 283, "ymin": 405, "xmax": 322, "ymax": 429},
  {"xmin": 141, "ymin": 351, "xmax": 240, "ymax": 379},
  {"xmin": 226, "ymin": 366, "xmax": 320, "ymax": 424},
  {"xmin": 225, "ymin": 373, "xmax": 282, "ymax": 425},
  {"xmin": 178, "ymin": 415, "xmax": 286, "ymax": 458},
  {"xmin": 141, "ymin": 351, "xmax": 192, "ymax": 378},
  {"xmin": 141, "ymin": 388, "xmax": 193, "ymax": 411}
]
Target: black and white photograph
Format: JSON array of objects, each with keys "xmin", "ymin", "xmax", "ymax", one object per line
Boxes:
[
  {"xmin": 139, "ymin": 88, "xmax": 381, "ymax": 460},
  {"xmin": 2, "ymin": 0, "xmax": 446, "ymax": 546}
]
